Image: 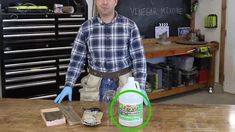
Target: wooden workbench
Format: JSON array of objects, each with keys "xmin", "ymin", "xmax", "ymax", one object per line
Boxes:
[
  {"xmin": 143, "ymin": 38, "xmax": 219, "ymax": 100},
  {"xmin": 0, "ymin": 99, "xmax": 234, "ymax": 132}
]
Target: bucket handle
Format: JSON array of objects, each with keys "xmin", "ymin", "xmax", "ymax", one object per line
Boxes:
[
  {"xmin": 134, "ymin": 81, "xmax": 141, "ymax": 92},
  {"xmin": 135, "ymin": 81, "xmax": 149, "ymax": 106}
]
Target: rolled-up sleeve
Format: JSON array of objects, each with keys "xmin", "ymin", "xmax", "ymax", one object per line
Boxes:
[{"xmin": 65, "ymin": 27, "xmax": 87, "ymax": 88}]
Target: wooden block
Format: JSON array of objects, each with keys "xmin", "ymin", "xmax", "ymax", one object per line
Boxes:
[
  {"xmin": 58, "ymin": 104, "xmax": 81, "ymax": 125},
  {"xmin": 41, "ymin": 107, "xmax": 66, "ymax": 127}
]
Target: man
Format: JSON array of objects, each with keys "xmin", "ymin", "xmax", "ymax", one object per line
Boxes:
[{"xmin": 54, "ymin": 0, "xmax": 148, "ymax": 104}]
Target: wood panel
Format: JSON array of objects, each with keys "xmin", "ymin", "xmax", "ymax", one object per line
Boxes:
[
  {"xmin": 190, "ymin": 0, "xmax": 196, "ymax": 31},
  {"xmin": 219, "ymin": 0, "xmax": 227, "ymax": 84}
]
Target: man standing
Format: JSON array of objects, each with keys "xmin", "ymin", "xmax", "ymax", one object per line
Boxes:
[{"xmin": 54, "ymin": 0, "xmax": 147, "ymax": 103}]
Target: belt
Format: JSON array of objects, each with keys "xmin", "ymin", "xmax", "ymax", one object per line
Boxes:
[{"xmin": 88, "ymin": 67, "xmax": 131, "ymax": 79}]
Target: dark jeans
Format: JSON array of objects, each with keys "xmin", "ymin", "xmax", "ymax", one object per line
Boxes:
[{"xmin": 99, "ymin": 78, "xmax": 119, "ymax": 102}]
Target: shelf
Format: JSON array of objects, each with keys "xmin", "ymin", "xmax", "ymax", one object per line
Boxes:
[
  {"xmin": 143, "ymin": 38, "xmax": 218, "ymax": 58},
  {"xmin": 143, "ymin": 38, "xmax": 219, "ymax": 100},
  {"xmin": 148, "ymin": 83, "xmax": 208, "ymax": 100}
]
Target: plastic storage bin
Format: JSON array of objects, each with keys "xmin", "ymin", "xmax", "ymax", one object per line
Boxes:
[
  {"xmin": 147, "ymin": 62, "xmax": 163, "ymax": 90},
  {"xmin": 193, "ymin": 57, "xmax": 211, "ymax": 70},
  {"xmin": 158, "ymin": 63, "xmax": 173, "ymax": 89},
  {"xmin": 193, "ymin": 57, "xmax": 211, "ymax": 84},
  {"xmin": 171, "ymin": 68, "xmax": 182, "ymax": 87},
  {"xmin": 181, "ymin": 68, "xmax": 198, "ymax": 85},
  {"xmin": 197, "ymin": 69, "xmax": 209, "ymax": 84},
  {"xmin": 147, "ymin": 57, "xmax": 166, "ymax": 64},
  {"xmin": 167, "ymin": 55, "xmax": 194, "ymax": 71}
]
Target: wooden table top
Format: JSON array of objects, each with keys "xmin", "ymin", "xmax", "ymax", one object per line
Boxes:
[
  {"xmin": 0, "ymin": 98, "xmax": 235, "ymax": 132},
  {"xmin": 143, "ymin": 38, "xmax": 218, "ymax": 58}
]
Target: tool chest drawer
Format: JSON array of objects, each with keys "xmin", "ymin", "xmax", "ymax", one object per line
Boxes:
[{"xmin": 0, "ymin": 13, "xmax": 87, "ymax": 99}]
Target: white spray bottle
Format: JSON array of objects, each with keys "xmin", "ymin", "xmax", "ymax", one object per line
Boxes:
[{"xmin": 118, "ymin": 77, "xmax": 143, "ymax": 127}]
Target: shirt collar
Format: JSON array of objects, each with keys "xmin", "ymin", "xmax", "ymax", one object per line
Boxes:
[{"xmin": 97, "ymin": 11, "xmax": 118, "ymax": 24}]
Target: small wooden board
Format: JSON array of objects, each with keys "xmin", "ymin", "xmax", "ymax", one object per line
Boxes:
[
  {"xmin": 41, "ymin": 107, "xmax": 66, "ymax": 127},
  {"xmin": 58, "ymin": 104, "xmax": 81, "ymax": 125}
]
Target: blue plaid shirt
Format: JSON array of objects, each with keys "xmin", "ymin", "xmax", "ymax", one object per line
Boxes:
[{"xmin": 65, "ymin": 13, "xmax": 147, "ymax": 88}]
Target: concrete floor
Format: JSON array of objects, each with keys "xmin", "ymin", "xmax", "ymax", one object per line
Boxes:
[{"xmin": 153, "ymin": 84, "xmax": 235, "ymax": 105}]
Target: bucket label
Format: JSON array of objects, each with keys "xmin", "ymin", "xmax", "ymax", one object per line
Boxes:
[{"xmin": 119, "ymin": 103, "xmax": 143, "ymax": 121}]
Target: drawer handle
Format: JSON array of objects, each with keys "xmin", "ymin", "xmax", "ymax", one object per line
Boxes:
[
  {"xmin": 59, "ymin": 32, "xmax": 77, "ymax": 35},
  {"xmin": 59, "ymin": 72, "xmax": 67, "ymax": 76},
  {"xmin": 3, "ymin": 18, "xmax": 54, "ymax": 22},
  {"xmin": 6, "ymin": 80, "xmax": 56, "ymax": 90},
  {"xmin": 3, "ymin": 33, "xmax": 55, "ymax": 38},
  {"xmin": 59, "ymin": 58, "xmax": 70, "ymax": 62},
  {"xmin": 58, "ymin": 25, "xmax": 81, "ymax": 28},
  {"xmin": 59, "ymin": 70, "xmax": 85, "ymax": 76},
  {"xmin": 6, "ymin": 67, "xmax": 56, "ymax": 75},
  {"xmin": 58, "ymin": 18, "xmax": 85, "ymax": 21},
  {"xmin": 70, "ymin": 14, "xmax": 83, "ymax": 17},
  {"xmin": 3, "ymin": 25, "xmax": 55, "ymax": 30},
  {"xmin": 29, "ymin": 94, "xmax": 57, "ymax": 100},
  {"xmin": 6, "ymin": 73, "xmax": 56, "ymax": 83},
  {"xmin": 59, "ymin": 65, "xmax": 68, "ymax": 69},
  {"xmin": 4, "ymin": 46, "xmax": 72, "ymax": 54},
  {"xmin": 5, "ymin": 60, "xmax": 56, "ymax": 68}
]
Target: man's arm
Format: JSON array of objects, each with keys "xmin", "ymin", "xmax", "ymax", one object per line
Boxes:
[
  {"xmin": 54, "ymin": 26, "xmax": 88, "ymax": 103},
  {"xmin": 64, "ymin": 28, "xmax": 87, "ymax": 88},
  {"xmin": 129, "ymin": 23, "xmax": 147, "ymax": 89}
]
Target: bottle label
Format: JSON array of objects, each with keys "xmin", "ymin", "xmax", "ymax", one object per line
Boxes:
[{"xmin": 119, "ymin": 103, "xmax": 143, "ymax": 122}]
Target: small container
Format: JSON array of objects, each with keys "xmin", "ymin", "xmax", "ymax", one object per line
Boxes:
[
  {"xmin": 197, "ymin": 69, "xmax": 209, "ymax": 84},
  {"xmin": 181, "ymin": 68, "xmax": 198, "ymax": 86},
  {"xmin": 172, "ymin": 68, "xmax": 182, "ymax": 87},
  {"xmin": 198, "ymin": 34, "xmax": 205, "ymax": 42},
  {"xmin": 103, "ymin": 90, "xmax": 116, "ymax": 125},
  {"xmin": 62, "ymin": 6, "xmax": 74, "ymax": 14},
  {"xmin": 54, "ymin": 4, "xmax": 63, "ymax": 13},
  {"xmin": 190, "ymin": 33, "xmax": 198, "ymax": 42},
  {"xmin": 147, "ymin": 62, "xmax": 163, "ymax": 90},
  {"xmin": 103, "ymin": 90, "xmax": 116, "ymax": 115},
  {"xmin": 158, "ymin": 63, "xmax": 173, "ymax": 89}
]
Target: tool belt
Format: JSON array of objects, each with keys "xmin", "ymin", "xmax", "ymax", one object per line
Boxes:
[{"xmin": 88, "ymin": 67, "xmax": 131, "ymax": 79}]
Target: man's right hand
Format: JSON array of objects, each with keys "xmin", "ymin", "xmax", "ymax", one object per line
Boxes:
[{"xmin": 54, "ymin": 86, "xmax": 72, "ymax": 103}]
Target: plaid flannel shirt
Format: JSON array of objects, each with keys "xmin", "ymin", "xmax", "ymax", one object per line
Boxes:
[{"xmin": 65, "ymin": 13, "xmax": 147, "ymax": 89}]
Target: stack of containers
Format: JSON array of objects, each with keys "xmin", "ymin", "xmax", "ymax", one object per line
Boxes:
[
  {"xmin": 167, "ymin": 55, "xmax": 197, "ymax": 86},
  {"xmin": 146, "ymin": 55, "xmax": 198, "ymax": 92},
  {"xmin": 146, "ymin": 58, "xmax": 165, "ymax": 92},
  {"xmin": 193, "ymin": 57, "xmax": 211, "ymax": 84}
]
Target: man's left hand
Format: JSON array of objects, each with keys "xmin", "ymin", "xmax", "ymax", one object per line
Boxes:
[{"xmin": 140, "ymin": 89, "xmax": 149, "ymax": 106}]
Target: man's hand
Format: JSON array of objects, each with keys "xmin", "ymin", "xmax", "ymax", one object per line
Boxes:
[{"xmin": 54, "ymin": 86, "xmax": 72, "ymax": 103}]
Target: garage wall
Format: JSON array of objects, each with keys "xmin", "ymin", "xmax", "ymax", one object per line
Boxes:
[{"xmin": 195, "ymin": 0, "xmax": 222, "ymax": 83}]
